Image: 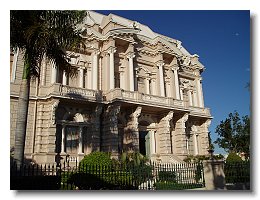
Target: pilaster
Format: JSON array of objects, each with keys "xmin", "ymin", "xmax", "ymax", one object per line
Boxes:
[
  {"xmin": 172, "ymin": 65, "xmax": 180, "ymax": 100},
  {"xmin": 156, "ymin": 60, "xmax": 165, "ymax": 97},
  {"xmin": 200, "ymin": 119, "xmax": 211, "ymax": 155},
  {"xmin": 174, "ymin": 113, "xmax": 189, "ymax": 157},
  {"xmin": 108, "ymin": 47, "xmax": 117, "ymax": 90},
  {"xmin": 125, "ymin": 106, "xmax": 142, "ymax": 152},
  {"xmin": 158, "ymin": 111, "xmax": 174, "ymax": 154},
  {"xmin": 90, "ymin": 105, "xmax": 103, "ymax": 152},
  {"xmin": 92, "ymin": 49, "xmax": 100, "ymax": 90},
  {"xmin": 127, "ymin": 52, "xmax": 135, "ymax": 91},
  {"xmin": 101, "ymin": 104, "xmax": 121, "ymax": 158}
]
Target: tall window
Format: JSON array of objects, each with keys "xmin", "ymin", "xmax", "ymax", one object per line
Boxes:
[{"xmin": 66, "ymin": 126, "xmax": 79, "ymax": 154}]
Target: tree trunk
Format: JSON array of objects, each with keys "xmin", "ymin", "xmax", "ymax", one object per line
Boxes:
[{"xmin": 13, "ymin": 78, "xmax": 30, "ymax": 167}]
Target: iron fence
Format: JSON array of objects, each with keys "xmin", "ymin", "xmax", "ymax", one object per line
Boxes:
[
  {"xmin": 224, "ymin": 161, "xmax": 250, "ymax": 184},
  {"xmin": 10, "ymin": 161, "xmax": 205, "ymax": 190}
]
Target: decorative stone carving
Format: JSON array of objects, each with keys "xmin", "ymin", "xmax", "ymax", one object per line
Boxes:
[
  {"xmin": 155, "ymin": 60, "xmax": 164, "ymax": 68},
  {"xmin": 74, "ymin": 113, "xmax": 84, "ymax": 122},
  {"xmin": 205, "ymin": 119, "xmax": 211, "ymax": 128},
  {"xmin": 51, "ymin": 100, "xmax": 60, "ymax": 125},
  {"xmin": 176, "ymin": 40, "xmax": 182, "ymax": 49},
  {"xmin": 108, "ymin": 46, "xmax": 117, "ymax": 55},
  {"xmin": 191, "ymin": 124, "xmax": 198, "ymax": 132},
  {"xmin": 106, "ymin": 104, "xmax": 121, "ymax": 124},
  {"xmin": 131, "ymin": 106, "xmax": 142, "ymax": 129},
  {"xmin": 126, "ymin": 52, "xmax": 135, "ymax": 59},
  {"xmin": 182, "ymin": 56, "xmax": 191, "ymax": 66}
]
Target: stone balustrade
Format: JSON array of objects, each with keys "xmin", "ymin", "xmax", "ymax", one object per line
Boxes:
[
  {"xmin": 189, "ymin": 106, "xmax": 211, "ymax": 116},
  {"xmin": 38, "ymin": 83, "xmax": 98, "ymax": 101},
  {"xmin": 37, "ymin": 84, "xmax": 211, "ymax": 116},
  {"xmin": 105, "ymin": 88, "xmax": 185, "ymax": 109}
]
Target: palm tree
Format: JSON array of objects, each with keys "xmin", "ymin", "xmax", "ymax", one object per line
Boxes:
[{"xmin": 10, "ymin": 10, "xmax": 85, "ymax": 166}]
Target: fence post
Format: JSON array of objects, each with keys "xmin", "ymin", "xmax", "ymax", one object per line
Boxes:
[{"xmin": 202, "ymin": 160, "xmax": 226, "ymax": 190}]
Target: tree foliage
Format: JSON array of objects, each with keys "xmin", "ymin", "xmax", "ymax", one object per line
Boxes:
[
  {"xmin": 10, "ymin": 10, "xmax": 85, "ymax": 166},
  {"xmin": 214, "ymin": 111, "xmax": 250, "ymax": 156},
  {"xmin": 10, "ymin": 10, "xmax": 86, "ymax": 78}
]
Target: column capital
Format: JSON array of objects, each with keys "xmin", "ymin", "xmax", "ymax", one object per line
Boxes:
[
  {"xmin": 155, "ymin": 60, "xmax": 165, "ymax": 68},
  {"xmin": 171, "ymin": 65, "xmax": 179, "ymax": 71},
  {"xmin": 204, "ymin": 119, "xmax": 211, "ymax": 128},
  {"xmin": 191, "ymin": 124, "xmax": 198, "ymax": 132},
  {"xmin": 126, "ymin": 52, "xmax": 135, "ymax": 59},
  {"xmin": 108, "ymin": 46, "xmax": 117, "ymax": 55},
  {"xmin": 92, "ymin": 49, "xmax": 100, "ymax": 55},
  {"xmin": 78, "ymin": 66, "xmax": 85, "ymax": 70},
  {"xmin": 132, "ymin": 106, "xmax": 142, "ymax": 118},
  {"xmin": 164, "ymin": 111, "xmax": 174, "ymax": 123}
]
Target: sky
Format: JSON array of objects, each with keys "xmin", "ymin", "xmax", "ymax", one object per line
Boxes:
[{"xmin": 97, "ymin": 10, "xmax": 250, "ymax": 155}]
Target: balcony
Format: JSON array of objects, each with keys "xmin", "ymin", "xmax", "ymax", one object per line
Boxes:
[
  {"xmin": 38, "ymin": 83, "xmax": 101, "ymax": 102},
  {"xmin": 105, "ymin": 88, "xmax": 185, "ymax": 110},
  {"xmin": 37, "ymin": 84, "xmax": 211, "ymax": 117},
  {"xmin": 189, "ymin": 106, "xmax": 211, "ymax": 117}
]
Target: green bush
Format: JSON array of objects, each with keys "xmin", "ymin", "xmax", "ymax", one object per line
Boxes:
[
  {"xmin": 226, "ymin": 152, "xmax": 243, "ymax": 162},
  {"xmin": 80, "ymin": 151, "xmax": 112, "ymax": 167}
]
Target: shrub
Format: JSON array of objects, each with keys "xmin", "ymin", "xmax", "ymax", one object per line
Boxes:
[
  {"xmin": 226, "ymin": 152, "xmax": 243, "ymax": 162},
  {"xmin": 79, "ymin": 151, "xmax": 112, "ymax": 167}
]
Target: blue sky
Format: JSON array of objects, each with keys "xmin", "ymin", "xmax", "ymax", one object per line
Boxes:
[{"xmin": 98, "ymin": 10, "xmax": 250, "ymax": 154}]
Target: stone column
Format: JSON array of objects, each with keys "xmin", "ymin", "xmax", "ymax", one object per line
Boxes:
[
  {"xmin": 145, "ymin": 78, "xmax": 150, "ymax": 94},
  {"xmin": 119, "ymin": 71, "xmax": 126, "ymax": 90},
  {"xmin": 127, "ymin": 52, "xmax": 135, "ymax": 91},
  {"xmin": 61, "ymin": 125, "xmax": 66, "ymax": 153},
  {"xmin": 193, "ymin": 91, "xmax": 198, "ymax": 107},
  {"xmin": 196, "ymin": 77, "xmax": 204, "ymax": 107},
  {"xmin": 157, "ymin": 61, "xmax": 165, "ymax": 97},
  {"xmin": 78, "ymin": 126, "xmax": 83, "ymax": 154},
  {"xmin": 62, "ymin": 71, "xmax": 67, "ymax": 85},
  {"xmin": 92, "ymin": 50, "xmax": 100, "ymax": 90},
  {"xmin": 151, "ymin": 78, "xmax": 157, "ymax": 95},
  {"xmin": 108, "ymin": 47, "xmax": 116, "ymax": 90},
  {"xmin": 51, "ymin": 63, "xmax": 57, "ymax": 84},
  {"xmin": 191, "ymin": 125, "xmax": 198, "ymax": 155},
  {"xmin": 87, "ymin": 63, "xmax": 92, "ymax": 89},
  {"xmin": 158, "ymin": 111, "xmax": 174, "ymax": 154},
  {"xmin": 150, "ymin": 130, "xmax": 156, "ymax": 154},
  {"xmin": 188, "ymin": 90, "xmax": 193, "ymax": 106},
  {"xmin": 172, "ymin": 66, "xmax": 180, "ymax": 99},
  {"xmin": 180, "ymin": 89, "xmax": 183, "ymax": 100},
  {"xmin": 165, "ymin": 81, "xmax": 172, "ymax": 97},
  {"xmin": 78, "ymin": 67, "xmax": 84, "ymax": 88}
]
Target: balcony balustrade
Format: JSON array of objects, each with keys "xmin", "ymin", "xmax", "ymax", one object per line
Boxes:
[{"xmin": 37, "ymin": 84, "xmax": 211, "ymax": 117}]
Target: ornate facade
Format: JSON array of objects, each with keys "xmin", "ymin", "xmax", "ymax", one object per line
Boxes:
[{"xmin": 10, "ymin": 11, "xmax": 212, "ymax": 164}]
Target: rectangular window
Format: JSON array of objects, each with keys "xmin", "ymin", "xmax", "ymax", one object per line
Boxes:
[{"xmin": 66, "ymin": 126, "xmax": 79, "ymax": 154}]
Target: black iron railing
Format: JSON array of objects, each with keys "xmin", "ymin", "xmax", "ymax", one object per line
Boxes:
[
  {"xmin": 10, "ymin": 161, "xmax": 205, "ymax": 190},
  {"xmin": 224, "ymin": 161, "xmax": 250, "ymax": 184}
]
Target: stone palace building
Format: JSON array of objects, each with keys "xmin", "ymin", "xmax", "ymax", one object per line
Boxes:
[{"xmin": 10, "ymin": 11, "xmax": 212, "ymax": 164}]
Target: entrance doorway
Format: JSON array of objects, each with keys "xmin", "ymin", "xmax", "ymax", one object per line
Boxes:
[{"xmin": 139, "ymin": 131, "xmax": 150, "ymax": 157}]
